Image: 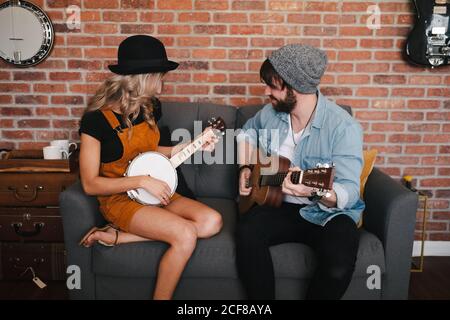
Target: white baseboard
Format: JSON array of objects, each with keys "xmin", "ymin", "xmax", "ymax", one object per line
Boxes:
[{"xmin": 412, "ymin": 241, "xmax": 450, "ymax": 257}]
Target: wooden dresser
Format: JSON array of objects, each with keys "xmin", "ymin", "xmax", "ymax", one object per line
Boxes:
[{"xmin": 0, "ymin": 150, "xmax": 79, "ymax": 283}]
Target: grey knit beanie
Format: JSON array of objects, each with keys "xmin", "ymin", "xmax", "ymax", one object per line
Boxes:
[{"xmin": 268, "ymin": 44, "xmax": 328, "ymax": 94}]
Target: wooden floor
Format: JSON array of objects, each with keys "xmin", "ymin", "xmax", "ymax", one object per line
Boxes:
[
  {"xmin": 1, "ymin": 257, "xmax": 449, "ymax": 300},
  {"xmin": 0, "ymin": 280, "xmax": 68, "ymax": 300},
  {"xmin": 409, "ymin": 256, "xmax": 450, "ymax": 300}
]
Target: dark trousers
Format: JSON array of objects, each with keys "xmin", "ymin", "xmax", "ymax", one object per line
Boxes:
[{"xmin": 236, "ymin": 202, "xmax": 360, "ymax": 300}]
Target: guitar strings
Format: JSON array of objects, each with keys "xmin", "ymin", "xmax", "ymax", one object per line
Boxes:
[{"xmin": 261, "ymin": 171, "xmax": 301, "ymax": 186}]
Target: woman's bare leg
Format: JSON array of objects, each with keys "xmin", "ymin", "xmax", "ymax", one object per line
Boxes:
[
  {"xmin": 83, "ymin": 196, "xmax": 222, "ymax": 246},
  {"xmin": 165, "ymin": 196, "xmax": 223, "ymax": 238},
  {"xmin": 82, "ymin": 197, "xmax": 223, "ymax": 299},
  {"xmin": 128, "ymin": 205, "xmax": 198, "ymax": 300}
]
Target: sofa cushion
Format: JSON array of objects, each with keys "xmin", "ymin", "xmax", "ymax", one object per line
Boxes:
[
  {"xmin": 158, "ymin": 102, "xmax": 238, "ymax": 199},
  {"xmin": 93, "ymin": 196, "xmax": 385, "ymax": 279},
  {"xmin": 270, "ymin": 229, "xmax": 385, "ymax": 279}
]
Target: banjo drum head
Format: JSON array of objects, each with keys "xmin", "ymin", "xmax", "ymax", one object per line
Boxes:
[{"xmin": 126, "ymin": 152, "xmax": 178, "ymax": 205}]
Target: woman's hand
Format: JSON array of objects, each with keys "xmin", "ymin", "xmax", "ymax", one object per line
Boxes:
[
  {"xmin": 139, "ymin": 176, "xmax": 172, "ymax": 206},
  {"xmin": 282, "ymin": 167, "xmax": 316, "ymax": 197},
  {"xmin": 239, "ymin": 167, "xmax": 252, "ymax": 196},
  {"xmin": 201, "ymin": 127, "xmax": 219, "ymax": 152}
]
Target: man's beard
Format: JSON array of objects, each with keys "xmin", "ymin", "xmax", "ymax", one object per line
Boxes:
[{"xmin": 270, "ymin": 88, "xmax": 297, "ymax": 114}]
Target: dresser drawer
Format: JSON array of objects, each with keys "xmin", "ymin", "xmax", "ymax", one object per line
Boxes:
[
  {"xmin": 0, "ymin": 172, "xmax": 78, "ymax": 206},
  {"xmin": 0, "ymin": 242, "xmax": 66, "ymax": 281},
  {"xmin": 0, "ymin": 207, "xmax": 63, "ymax": 242}
]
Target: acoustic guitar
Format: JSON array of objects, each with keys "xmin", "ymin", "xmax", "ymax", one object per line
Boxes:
[
  {"xmin": 125, "ymin": 117, "xmax": 226, "ymax": 205},
  {"xmin": 238, "ymin": 154, "xmax": 335, "ymax": 214},
  {"xmin": 405, "ymin": 0, "xmax": 450, "ymax": 67}
]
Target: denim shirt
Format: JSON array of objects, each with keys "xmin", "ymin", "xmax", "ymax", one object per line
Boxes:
[{"xmin": 236, "ymin": 90, "xmax": 365, "ymax": 226}]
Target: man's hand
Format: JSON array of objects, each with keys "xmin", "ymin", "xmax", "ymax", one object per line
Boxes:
[
  {"xmin": 239, "ymin": 167, "xmax": 252, "ymax": 196},
  {"xmin": 282, "ymin": 166, "xmax": 338, "ymax": 208},
  {"xmin": 281, "ymin": 167, "xmax": 316, "ymax": 197}
]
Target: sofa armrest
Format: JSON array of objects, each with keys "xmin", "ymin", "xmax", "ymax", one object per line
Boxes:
[
  {"xmin": 59, "ymin": 180, "xmax": 106, "ymax": 299},
  {"xmin": 363, "ymin": 167, "xmax": 418, "ymax": 299}
]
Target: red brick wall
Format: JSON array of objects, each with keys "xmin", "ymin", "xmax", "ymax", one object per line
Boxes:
[{"xmin": 0, "ymin": 0, "xmax": 449, "ymax": 241}]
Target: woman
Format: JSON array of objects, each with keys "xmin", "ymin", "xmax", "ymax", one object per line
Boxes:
[{"xmin": 78, "ymin": 35, "xmax": 223, "ymax": 300}]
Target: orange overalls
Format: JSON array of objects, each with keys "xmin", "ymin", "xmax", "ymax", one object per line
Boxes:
[{"xmin": 97, "ymin": 110, "xmax": 180, "ymax": 232}]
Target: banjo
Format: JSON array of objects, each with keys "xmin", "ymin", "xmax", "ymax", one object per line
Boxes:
[
  {"xmin": 0, "ymin": 0, "xmax": 54, "ymax": 67},
  {"xmin": 125, "ymin": 117, "xmax": 226, "ymax": 205}
]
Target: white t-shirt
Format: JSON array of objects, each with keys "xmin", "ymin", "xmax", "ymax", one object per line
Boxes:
[{"xmin": 277, "ymin": 115, "xmax": 312, "ymax": 205}]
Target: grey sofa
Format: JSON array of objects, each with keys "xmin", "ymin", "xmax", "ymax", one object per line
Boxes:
[{"xmin": 59, "ymin": 102, "xmax": 418, "ymax": 300}]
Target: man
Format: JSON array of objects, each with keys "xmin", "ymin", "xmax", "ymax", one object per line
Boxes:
[{"xmin": 236, "ymin": 44, "xmax": 365, "ymax": 300}]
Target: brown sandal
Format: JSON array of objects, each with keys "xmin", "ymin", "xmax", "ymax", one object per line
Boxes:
[
  {"xmin": 79, "ymin": 224, "xmax": 119, "ymax": 247},
  {"xmin": 98, "ymin": 226, "xmax": 119, "ymax": 247}
]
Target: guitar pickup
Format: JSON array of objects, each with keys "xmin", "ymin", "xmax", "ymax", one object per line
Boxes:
[
  {"xmin": 428, "ymin": 45, "xmax": 450, "ymax": 55},
  {"xmin": 433, "ymin": 6, "xmax": 447, "ymax": 15},
  {"xmin": 432, "ymin": 27, "xmax": 447, "ymax": 35}
]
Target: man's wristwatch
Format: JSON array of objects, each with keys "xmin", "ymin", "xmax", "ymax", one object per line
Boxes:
[
  {"xmin": 308, "ymin": 190, "xmax": 332, "ymax": 202},
  {"xmin": 308, "ymin": 191, "xmax": 323, "ymax": 202}
]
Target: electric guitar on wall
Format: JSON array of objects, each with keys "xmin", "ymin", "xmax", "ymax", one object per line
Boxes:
[
  {"xmin": 238, "ymin": 154, "xmax": 335, "ymax": 214},
  {"xmin": 405, "ymin": 0, "xmax": 450, "ymax": 67}
]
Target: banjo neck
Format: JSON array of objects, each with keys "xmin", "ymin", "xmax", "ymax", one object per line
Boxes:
[{"xmin": 169, "ymin": 130, "xmax": 214, "ymax": 168}]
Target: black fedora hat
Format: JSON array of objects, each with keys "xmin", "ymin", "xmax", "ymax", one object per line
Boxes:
[{"xmin": 108, "ymin": 35, "xmax": 179, "ymax": 75}]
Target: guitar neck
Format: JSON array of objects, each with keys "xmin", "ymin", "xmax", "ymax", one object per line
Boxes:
[
  {"xmin": 260, "ymin": 171, "xmax": 303, "ymax": 186},
  {"xmin": 169, "ymin": 132, "xmax": 209, "ymax": 168}
]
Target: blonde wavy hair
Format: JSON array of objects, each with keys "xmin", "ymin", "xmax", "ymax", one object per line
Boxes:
[{"xmin": 85, "ymin": 73, "xmax": 164, "ymax": 138}]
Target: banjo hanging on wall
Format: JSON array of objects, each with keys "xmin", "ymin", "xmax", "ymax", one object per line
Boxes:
[{"xmin": 0, "ymin": 0, "xmax": 54, "ymax": 67}]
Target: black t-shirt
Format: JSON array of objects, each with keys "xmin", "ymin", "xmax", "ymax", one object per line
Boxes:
[
  {"xmin": 79, "ymin": 101, "xmax": 196, "ymax": 199},
  {"xmin": 79, "ymin": 103, "xmax": 161, "ymax": 163}
]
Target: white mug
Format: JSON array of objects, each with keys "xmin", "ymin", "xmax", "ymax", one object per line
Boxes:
[
  {"xmin": 50, "ymin": 140, "xmax": 77, "ymax": 159},
  {"xmin": 43, "ymin": 146, "xmax": 68, "ymax": 160}
]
